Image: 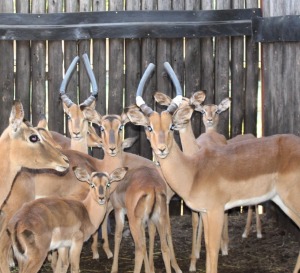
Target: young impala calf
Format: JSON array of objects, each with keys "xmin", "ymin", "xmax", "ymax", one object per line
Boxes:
[
  {"xmin": 7, "ymin": 166, "xmax": 127, "ymax": 273},
  {"xmin": 0, "ymin": 100, "xmax": 69, "ymax": 209},
  {"xmin": 125, "ymin": 62, "xmax": 300, "ymax": 273}
]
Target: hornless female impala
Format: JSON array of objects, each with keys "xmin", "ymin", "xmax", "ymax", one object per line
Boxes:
[
  {"xmin": 126, "ymin": 63, "xmax": 300, "ymax": 273},
  {"xmin": 0, "ymin": 100, "xmax": 69, "ymax": 209},
  {"xmin": 7, "ymin": 166, "xmax": 127, "ymax": 273}
]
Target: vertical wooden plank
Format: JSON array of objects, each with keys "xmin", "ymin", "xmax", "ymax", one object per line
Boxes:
[
  {"xmin": 214, "ymin": 0, "xmax": 230, "ymax": 139},
  {"xmin": 31, "ymin": 0, "xmax": 46, "ymax": 127},
  {"xmin": 78, "ymin": 0, "xmax": 91, "ymax": 104},
  {"xmin": 200, "ymin": 0, "xmax": 214, "ymax": 135},
  {"xmin": 0, "ymin": 1, "xmax": 14, "ymax": 133},
  {"xmin": 244, "ymin": 0, "xmax": 259, "ymax": 136},
  {"xmin": 157, "ymin": 0, "xmax": 172, "ymax": 97},
  {"xmin": 200, "ymin": 0, "xmax": 214, "ymax": 105},
  {"xmin": 15, "ymin": 0, "xmax": 31, "ymax": 121},
  {"xmin": 292, "ymin": 1, "xmax": 300, "ymax": 136},
  {"xmin": 64, "ymin": 0, "xmax": 79, "ymax": 137},
  {"xmin": 185, "ymin": 0, "xmax": 201, "ymax": 138},
  {"xmin": 48, "ymin": 0, "xmax": 64, "ymax": 133},
  {"xmin": 92, "ymin": 0, "xmax": 107, "ymax": 159},
  {"xmin": 230, "ymin": 0, "xmax": 245, "ymax": 138},
  {"xmin": 140, "ymin": 0, "xmax": 157, "ymax": 159},
  {"xmin": 124, "ymin": 0, "xmax": 141, "ymax": 155},
  {"xmin": 108, "ymin": 0, "xmax": 124, "ymax": 116}
]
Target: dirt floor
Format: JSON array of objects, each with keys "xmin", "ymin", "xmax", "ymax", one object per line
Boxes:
[{"xmin": 27, "ymin": 207, "xmax": 300, "ymax": 273}]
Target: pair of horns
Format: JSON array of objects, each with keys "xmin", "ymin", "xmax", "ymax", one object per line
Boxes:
[
  {"xmin": 60, "ymin": 53, "xmax": 98, "ymax": 107},
  {"xmin": 136, "ymin": 62, "xmax": 183, "ymax": 115}
]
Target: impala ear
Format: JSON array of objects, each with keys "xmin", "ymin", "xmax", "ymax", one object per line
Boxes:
[
  {"xmin": 9, "ymin": 100, "xmax": 25, "ymax": 134},
  {"xmin": 73, "ymin": 166, "xmax": 91, "ymax": 183},
  {"xmin": 122, "ymin": 136, "xmax": 138, "ymax": 150},
  {"xmin": 216, "ymin": 98, "xmax": 231, "ymax": 114},
  {"xmin": 172, "ymin": 105, "xmax": 194, "ymax": 130},
  {"xmin": 80, "ymin": 105, "xmax": 101, "ymax": 125},
  {"xmin": 120, "ymin": 111, "xmax": 130, "ymax": 125},
  {"xmin": 125, "ymin": 105, "xmax": 149, "ymax": 127},
  {"xmin": 190, "ymin": 90, "xmax": 206, "ymax": 108},
  {"xmin": 154, "ymin": 92, "xmax": 172, "ymax": 106},
  {"xmin": 109, "ymin": 167, "xmax": 128, "ymax": 183}
]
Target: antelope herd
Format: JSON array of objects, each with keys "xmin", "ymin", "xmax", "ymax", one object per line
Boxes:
[{"xmin": 0, "ymin": 56, "xmax": 299, "ymax": 273}]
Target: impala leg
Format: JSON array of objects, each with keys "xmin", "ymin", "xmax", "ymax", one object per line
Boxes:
[
  {"xmin": 91, "ymin": 232, "xmax": 99, "ymax": 259},
  {"xmin": 189, "ymin": 211, "xmax": 201, "ymax": 272},
  {"xmin": 69, "ymin": 232, "xmax": 84, "ymax": 273},
  {"xmin": 156, "ymin": 219, "xmax": 172, "ymax": 273},
  {"xmin": 220, "ymin": 212, "xmax": 229, "ymax": 255},
  {"xmin": 255, "ymin": 205, "xmax": 262, "ymax": 238},
  {"xmin": 148, "ymin": 220, "xmax": 156, "ymax": 273},
  {"xmin": 111, "ymin": 209, "xmax": 125, "ymax": 273},
  {"xmin": 102, "ymin": 203, "xmax": 114, "ymax": 259},
  {"xmin": 242, "ymin": 206, "xmax": 253, "ymax": 238},
  {"xmin": 54, "ymin": 247, "xmax": 70, "ymax": 273},
  {"xmin": 201, "ymin": 210, "xmax": 224, "ymax": 273},
  {"xmin": 165, "ymin": 209, "xmax": 182, "ymax": 273},
  {"xmin": 128, "ymin": 217, "xmax": 150, "ymax": 273}
]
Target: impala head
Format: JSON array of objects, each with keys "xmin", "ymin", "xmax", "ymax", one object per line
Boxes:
[
  {"xmin": 7, "ymin": 101, "xmax": 69, "ymax": 172},
  {"xmin": 194, "ymin": 98, "xmax": 231, "ymax": 130},
  {"xmin": 97, "ymin": 113, "xmax": 129, "ymax": 157},
  {"xmin": 73, "ymin": 166, "xmax": 128, "ymax": 205},
  {"xmin": 125, "ymin": 62, "xmax": 185, "ymax": 159},
  {"xmin": 60, "ymin": 54, "xmax": 99, "ymax": 143}
]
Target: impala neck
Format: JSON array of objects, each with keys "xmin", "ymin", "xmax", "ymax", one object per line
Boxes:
[
  {"xmin": 0, "ymin": 132, "xmax": 21, "ymax": 208},
  {"xmin": 71, "ymin": 139, "xmax": 89, "ymax": 154},
  {"xmin": 179, "ymin": 121, "xmax": 199, "ymax": 154},
  {"xmin": 157, "ymin": 137, "xmax": 195, "ymax": 200},
  {"xmin": 82, "ymin": 192, "xmax": 107, "ymax": 231}
]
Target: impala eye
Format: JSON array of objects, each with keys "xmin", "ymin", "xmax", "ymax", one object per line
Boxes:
[
  {"xmin": 170, "ymin": 124, "xmax": 175, "ymax": 131},
  {"xmin": 119, "ymin": 125, "xmax": 124, "ymax": 132},
  {"xmin": 147, "ymin": 126, "xmax": 153, "ymax": 132},
  {"xmin": 29, "ymin": 134, "xmax": 40, "ymax": 143},
  {"xmin": 100, "ymin": 126, "xmax": 105, "ymax": 132}
]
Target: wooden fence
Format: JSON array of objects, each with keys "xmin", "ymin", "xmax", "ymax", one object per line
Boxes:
[{"xmin": 0, "ymin": 0, "xmax": 262, "ymax": 160}]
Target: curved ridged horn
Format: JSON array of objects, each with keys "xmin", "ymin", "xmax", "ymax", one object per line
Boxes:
[
  {"xmin": 80, "ymin": 53, "xmax": 98, "ymax": 107},
  {"xmin": 136, "ymin": 63, "xmax": 156, "ymax": 116},
  {"xmin": 59, "ymin": 55, "xmax": 79, "ymax": 107},
  {"xmin": 163, "ymin": 62, "xmax": 183, "ymax": 113}
]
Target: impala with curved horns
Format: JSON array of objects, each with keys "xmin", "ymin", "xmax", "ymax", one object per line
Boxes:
[
  {"xmin": 59, "ymin": 53, "xmax": 99, "ymax": 154},
  {"xmin": 125, "ymin": 63, "xmax": 300, "ymax": 273}
]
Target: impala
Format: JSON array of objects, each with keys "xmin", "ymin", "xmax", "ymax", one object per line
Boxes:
[
  {"xmin": 125, "ymin": 63, "xmax": 300, "ymax": 273},
  {"xmin": 0, "ymin": 100, "xmax": 69, "ymax": 209},
  {"xmin": 96, "ymin": 112, "xmax": 181, "ymax": 273},
  {"xmin": 7, "ymin": 166, "xmax": 127, "ymax": 273}
]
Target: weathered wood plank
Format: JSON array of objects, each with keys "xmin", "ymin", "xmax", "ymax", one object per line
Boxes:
[
  {"xmin": 230, "ymin": 0, "xmax": 245, "ymax": 138},
  {"xmin": 214, "ymin": 0, "xmax": 230, "ymax": 139},
  {"xmin": 124, "ymin": 0, "xmax": 141, "ymax": 155},
  {"xmin": 185, "ymin": 0, "xmax": 201, "ymax": 138},
  {"xmin": 31, "ymin": 0, "xmax": 46, "ymax": 127},
  {"xmin": 140, "ymin": 0, "xmax": 157, "ymax": 159},
  {"xmin": 78, "ymin": 0, "xmax": 91, "ymax": 105},
  {"xmin": 0, "ymin": 1, "xmax": 14, "ymax": 133},
  {"xmin": 15, "ymin": 0, "xmax": 30, "ymax": 121},
  {"xmin": 64, "ymin": 0, "xmax": 78, "ymax": 137},
  {"xmin": 0, "ymin": 9, "xmax": 261, "ymax": 40},
  {"xmin": 108, "ymin": 0, "xmax": 124, "ymax": 116},
  {"xmin": 244, "ymin": 0, "xmax": 259, "ymax": 136},
  {"xmin": 92, "ymin": 0, "xmax": 106, "ymax": 159},
  {"xmin": 48, "ymin": 0, "xmax": 63, "ymax": 133},
  {"xmin": 200, "ymin": 0, "xmax": 214, "ymax": 133}
]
